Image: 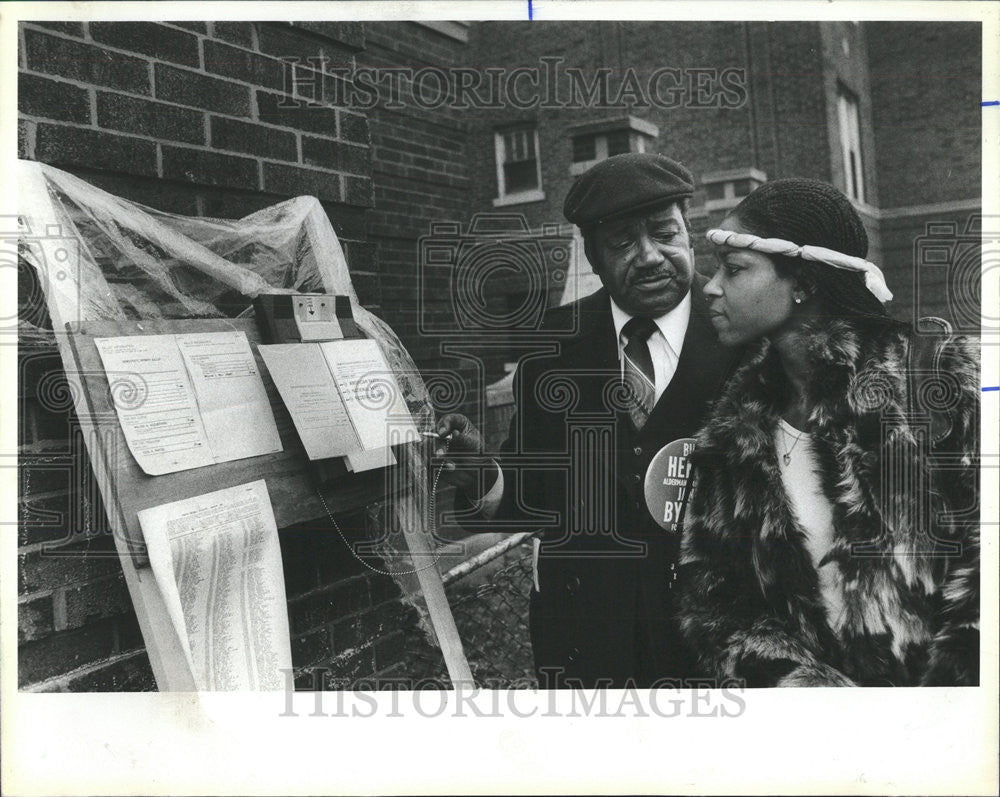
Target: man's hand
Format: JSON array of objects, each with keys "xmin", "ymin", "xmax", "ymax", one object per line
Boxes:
[{"xmin": 433, "ymin": 413, "xmax": 495, "ymax": 499}]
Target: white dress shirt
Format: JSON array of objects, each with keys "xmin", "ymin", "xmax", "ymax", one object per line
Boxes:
[
  {"xmin": 475, "ymin": 291, "xmax": 693, "ymax": 590},
  {"xmin": 609, "ymin": 291, "xmax": 691, "ymax": 404}
]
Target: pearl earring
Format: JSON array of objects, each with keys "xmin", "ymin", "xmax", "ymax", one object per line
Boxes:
[{"xmin": 794, "ymin": 297, "xmax": 802, "ymax": 304}]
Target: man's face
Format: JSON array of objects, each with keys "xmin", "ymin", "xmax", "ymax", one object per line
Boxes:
[{"xmin": 589, "ymin": 204, "xmax": 694, "ymax": 317}]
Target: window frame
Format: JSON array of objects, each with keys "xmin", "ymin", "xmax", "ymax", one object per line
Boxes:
[
  {"xmin": 493, "ymin": 125, "xmax": 545, "ymax": 207},
  {"xmin": 836, "ymin": 84, "xmax": 866, "ymax": 203}
]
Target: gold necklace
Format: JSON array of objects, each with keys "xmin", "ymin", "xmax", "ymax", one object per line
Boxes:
[{"xmin": 779, "ymin": 422, "xmax": 805, "ymax": 466}]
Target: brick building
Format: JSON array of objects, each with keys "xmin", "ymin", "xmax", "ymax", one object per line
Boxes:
[
  {"xmin": 15, "ymin": 20, "xmax": 981, "ymax": 690},
  {"xmin": 460, "ymin": 20, "xmax": 981, "ymax": 333}
]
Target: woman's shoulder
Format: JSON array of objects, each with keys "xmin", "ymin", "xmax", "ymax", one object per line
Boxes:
[{"xmin": 909, "ymin": 317, "xmax": 979, "ymax": 370}]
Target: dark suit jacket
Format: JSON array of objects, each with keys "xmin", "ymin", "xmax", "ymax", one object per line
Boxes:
[{"xmin": 492, "ymin": 277, "xmax": 740, "ymax": 688}]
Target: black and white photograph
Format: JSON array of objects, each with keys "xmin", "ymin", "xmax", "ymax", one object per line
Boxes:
[{"xmin": 1, "ymin": 2, "xmax": 997, "ymax": 794}]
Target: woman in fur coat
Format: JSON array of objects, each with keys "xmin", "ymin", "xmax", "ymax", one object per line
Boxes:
[{"xmin": 678, "ymin": 178, "xmax": 979, "ymax": 687}]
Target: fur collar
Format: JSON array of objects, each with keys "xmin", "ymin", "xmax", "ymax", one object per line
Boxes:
[{"xmin": 692, "ymin": 319, "xmax": 947, "ymax": 674}]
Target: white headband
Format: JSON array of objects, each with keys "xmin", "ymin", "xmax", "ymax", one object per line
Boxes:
[{"xmin": 705, "ymin": 229, "xmax": 893, "ymax": 304}]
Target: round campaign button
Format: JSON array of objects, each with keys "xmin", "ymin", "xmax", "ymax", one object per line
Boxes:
[{"xmin": 643, "ymin": 437, "xmax": 696, "ymax": 532}]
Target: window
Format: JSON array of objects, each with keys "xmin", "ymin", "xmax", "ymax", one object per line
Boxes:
[
  {"xmin": 731, "ymin": 178, "xmax": 752, "ymax": 198},
  {"xmin": 606, "ymin": 129, "xmax": 631, "ymax": 157},
  {"xmin": 701, "ymin": 168, "xmax": 768, "ymax": 211},
  {"xmin": 572, "ymin": 135, "xmax": 597, "ymax": 163},
  {"xmin": 493, "ymin": 126, "xmax": 544, "ymax": 206},
  {"xmin": 706, "ymin": 182, "xmax": 726, "ymax": 201},
  {"xmin": 568, "ymin": 116, "xmax": 658, "ymax": 175},
  {"xmin": 837, "ymin": 86, "xmax": 865, "ymax": 203}
]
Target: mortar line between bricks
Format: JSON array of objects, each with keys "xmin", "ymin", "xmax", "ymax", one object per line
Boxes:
[
  {"xmin": 16, "ymin": 119, "xmax": 38, "ymax": 160},
  {"xmin": 370, "ymin": 165, "xmax": 470, "ymax": 188},
  {"xmin": 16, "ymin": 484, "xmax": 80, "ymax": 502},
  {"xmin": 156, "ymin": 60, "xmax": 272, "ymax": 95},
  {"xmin": 207, "ymin": 39, "xmax": 360, "ymax": 80},
  {"xmin": 18, "ymin": 19, "xmax": 28, "ymax": 71},
  {"xmin": 52, "ymin": 588, "xmax": 68, "ymax": 631},
  {"xmin": 17, "ymin": 536, "xmax": 120, "ymax": 556},
  {"xmin": 19, "ymin": 82, "xmax": 288, "ymax": 129},
  {"xmin": 196, "ymin": 30, "xmax": 206, "ymax": 71},
  {"xmin": 26, "ymin": 117, "xmax": 359, "ymax": 170},
  {"xmin": 24, "ymin": 30, "xmax": 301, "ymax": 113},
  {"xmin": 22, "ymin": 24, "xmax": 163, "ymax": 81},
  {"xmin": 263, "ymin": 157, "xmax": 369, "ymax": 179},
  {"xmin": 86, "ymin": 87, "xmax": 97, "ymax": 129},
  {"xmin": 15, "ymin": 539, "xmax": 70, "ymax": 556},
  {"xmin": 367, "ymin": 106, "xmax": 472, "ymax": 135},
  {"xmin": 16, "ymin": 587, "xmax": 57, "ymax": 603},
  {"xmin": 286, "ymin": 573, "xmax": 370, "ymax": 603},
  {"xmin": 23, "ymin": 24, "xmax": 213, "ymax": 76},
  {"xmin": 250, "ymin": 78, "xmax": 260, "ymax": 121},
  {"xmin": 273, "ymin": 22, "xmax": 367, "ymax": 52},
  {"xmin": 20, "ymin": 648, "xmax": 149, "ymax": 693}
]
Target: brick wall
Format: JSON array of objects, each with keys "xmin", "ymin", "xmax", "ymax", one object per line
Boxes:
[
  {"xmin": 460, "ymin": 22, "xmax": 863, "ymax": 231},
  {"xmin": 865, "ymin": 21, "xmax": 981, "ymax": 325},
  {"xmin": 463, "ymin": 21, "xmax": 757, "ymax": 231},
  {"xmin": 866, "ymin": 22, "xmax": 981, "ymax": 209},
  {"xmin": 16, "ymin": 20, "xmax": 448, "ymax": 690},
  {"xmin": 357, "ymin": 23, "xmax": 487, "ymax": 416}
]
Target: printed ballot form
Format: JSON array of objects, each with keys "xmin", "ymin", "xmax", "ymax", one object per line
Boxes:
[
  {"xmin": 137, "ymin": 480, "xmax": 292, "ymax": 691},
  {"xmin": 94, "ymin": 331, "xmax": 282, "ymax": 475},
  {"xmin": 258, "ymin": 338, "xmax": 419, "ymax": 469}
]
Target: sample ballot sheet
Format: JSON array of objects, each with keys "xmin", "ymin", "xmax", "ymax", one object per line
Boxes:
[
  {"xmin": 259, "ymin": 338, "xmax": 419, "ymax": 469},
  {"xmin": 138, "ymin": 480, "xmax": 293, "ymax": 691},
  {"xmin": 94, "ymin": 331, "xmax": 282, "ymax": 475}
]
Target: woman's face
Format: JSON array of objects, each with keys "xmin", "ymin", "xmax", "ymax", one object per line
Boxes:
[{"xmin": 703, "ymin": 216, "xmax": 799, "ymax": 346}]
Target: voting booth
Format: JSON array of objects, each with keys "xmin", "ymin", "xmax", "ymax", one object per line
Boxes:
[{"xmin": 18, "ymin": 160, "xmax": 473, "ymax": 690}]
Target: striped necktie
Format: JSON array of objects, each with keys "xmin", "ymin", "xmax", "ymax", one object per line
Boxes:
[{"xmin": 621, "ymin": 317, "xmax": 658, "ymax": 430}]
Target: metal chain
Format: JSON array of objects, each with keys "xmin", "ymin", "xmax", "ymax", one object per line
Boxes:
[{"xmin": 314, "ymin": 435, "xmax": 451, "ymax": 576}]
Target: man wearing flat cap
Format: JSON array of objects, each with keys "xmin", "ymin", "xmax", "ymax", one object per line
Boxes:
[{"xmin": 438, "ymin": 153, "xmax": 738, "ymax": 688}]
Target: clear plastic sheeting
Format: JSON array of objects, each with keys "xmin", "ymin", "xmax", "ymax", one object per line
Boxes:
[
  {"xmin": 17, "ymin": 160, "xmax": 445, "ymax": 664},
  {"xmin": 18, "ymin": 160, "xmax": 359, "ymax": 323}
]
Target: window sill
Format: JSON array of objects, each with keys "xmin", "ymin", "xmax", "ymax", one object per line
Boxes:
[
  {"xmin": 492, "ymin": 190, "xmax": 546, "ymax": 207},
  {"xmin": 570, "ymin": 160, "xmax": 599, "ymax": 176}
]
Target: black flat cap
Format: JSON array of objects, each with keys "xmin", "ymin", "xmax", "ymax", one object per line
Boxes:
[{"xmin": 563, "ymin": 152, "xmax": 695, "ymax": 227}]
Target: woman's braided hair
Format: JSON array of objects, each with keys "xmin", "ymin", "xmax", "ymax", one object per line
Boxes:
[{"xmin": 730, "ymin": 178, "xmax": 897, "ymax": 327}]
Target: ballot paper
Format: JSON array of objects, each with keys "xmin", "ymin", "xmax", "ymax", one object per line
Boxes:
[
  {"xmin": 138, "ymin": 480, "xmax": 292, "ymax": 691},
  {"xmin": 321, "ymin": 339, "xmax": 418, "ymax": 449},
  {"xmin": 259, "ymin": 338, "xmax": 417, "ymax": 469},
  {"xmin": 255, "ymin": 343, "xmax": 357, "ymax": 460},
  {"xmin": 94, "ymin": 332, "xmax": 282, "ymax": 475}
]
